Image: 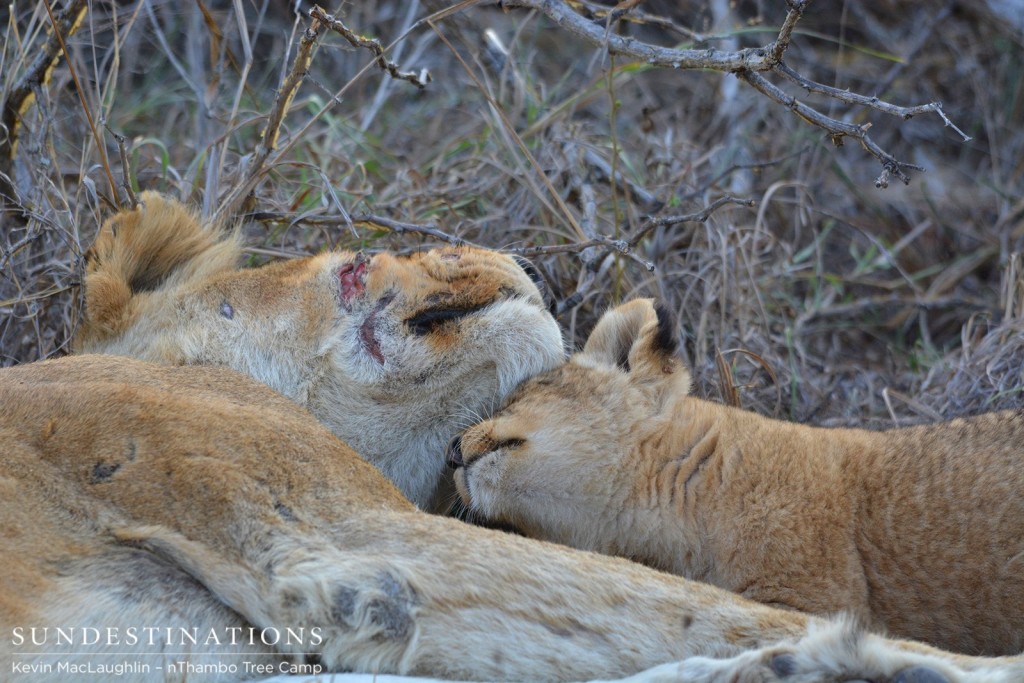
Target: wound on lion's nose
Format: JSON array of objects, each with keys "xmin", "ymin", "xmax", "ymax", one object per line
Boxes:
[
  {"xmin": 339, "ymin": 261, "xmax": 367, "ymax": 304},
  {"xmin": 446, "ymin": 436, "xmax": 464, "ymax": 468}
]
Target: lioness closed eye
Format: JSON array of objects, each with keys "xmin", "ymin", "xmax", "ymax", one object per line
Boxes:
[
  {"xmin": 75, "ymin": 192, "xmax": 564, "ymax": 511},
  {"xmin": 452, "ymin": 298, "xmax": 1024, "ymax": 656}
]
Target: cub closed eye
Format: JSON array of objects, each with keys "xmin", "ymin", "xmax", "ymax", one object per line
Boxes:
[
  {"xmin": 451, "ymin": 436, "xmax": 526, "ymax": 468},
  {"xmin": 405, "ymin": 304, "xmax": 487, "ymax": 336}
]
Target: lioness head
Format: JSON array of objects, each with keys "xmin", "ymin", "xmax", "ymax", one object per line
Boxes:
[
  {"xmin": 451, "ymin": 299, "xmax": 690, "ymax": 543},
  {"xmin": 75, "ymin": 192, "xmax": 564, "ymax": 511}
]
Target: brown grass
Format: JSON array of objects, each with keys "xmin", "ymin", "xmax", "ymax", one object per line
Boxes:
[{"xmin": 2, "ymin": 0, "xmax": 1022, "ymax": 426}]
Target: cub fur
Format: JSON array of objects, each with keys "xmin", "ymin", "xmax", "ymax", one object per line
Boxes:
[
  {"xmin": 75, "ymin": 192, "xmax": 564, "ymax": 511},
  {"xmin": 453, "ymin": 298, "xmax": 1024, "ymax": 656},
  {"xmin": 3, "ymin": 355, "xmax": 1021, "ymax": 682}
]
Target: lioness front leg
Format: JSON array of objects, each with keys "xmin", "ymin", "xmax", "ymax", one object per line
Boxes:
[
  {"xmin": 115, "ymin": 514, "xmax": 1022, "ymax": 683},
  {"xmin": 116, "ymin": 514, "xmax": 807, "ymax": 680}
]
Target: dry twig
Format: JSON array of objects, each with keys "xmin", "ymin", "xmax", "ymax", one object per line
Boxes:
[
  {"xmin": 216, "ymin": 5, "xmax": 434, "ymax": 223},
  {"xmin": 501, "ymin": 0, "xmax": 968, "ymax": 187},
  {"xmin": 631, "ymin": 196, "xmax": 755, "ymax": 244},
  {"xmin": 251, "ymin": 210, "xmax": 475, "ymax": 247},
  {"xmin": 215, "ymin": 11, "xmax": 324, "ymax": 222},
  {"xmin": 310, "ymin": 6, "xmax": 431, "ymax": 89},
  {"xmin": 0, "ymin": 0, "xmax": 88, "ymax": 214},
  {"xmin": 104, "ymin": 124, "xmax": 139, "ymax": 210}
]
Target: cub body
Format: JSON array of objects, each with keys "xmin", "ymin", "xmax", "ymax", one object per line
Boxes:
[
  {"xmin": 75, "ymin": 193, "xmax": 565, "ymax": 510},
  {"xmin": 453, "ymin": 299, "xmax": 1024, "ymax": 655}
]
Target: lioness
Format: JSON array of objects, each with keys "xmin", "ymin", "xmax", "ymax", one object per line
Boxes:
[
  {"xmin": 5, "ymin": 196, "xmax": 1017, "ymax": 682},
  {"xmin": 452, "ymin": 299, "xmax": 1024, "ymax": 656},
  {"xmin": 74, "ymin": 192, "xmax": 565, "ymax": 512},
  {"xmin": 3, "ymin": 354, "xmax": 1022, "ymax": 682}
]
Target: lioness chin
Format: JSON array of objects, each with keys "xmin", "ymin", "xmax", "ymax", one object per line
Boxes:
[
  {"xmin": 74, "ymin": 192, "xmax": 565, "ymax": 511},
  {"xmin": 453, "ymin": 298, "xmax": 1024, "ymax": 656}
]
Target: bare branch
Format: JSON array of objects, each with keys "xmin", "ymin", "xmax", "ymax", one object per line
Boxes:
[
  {"xmin": 502, "ymin": 0, "xmax": 780, "ymax": 71},
  {"xmin": 544, "ymin": 193, "xmax": 753, "ymax": 312},
  {"xmin": 250, "ymin": 211, "xmax": 473, "ymax": 247},
  {"xmin": 767, "ymin": 0, "xmax": 808, "ymax": 66},
  {"xmin": 215, "ymin": 11, "xmax": 323, "ymax": 222},
  {"xmin": 678, "ymin": 147, "xmax": 811, "ymax": 202},
  {"xmin": 737, "ymin": 71, "xmax": 921, "ymax": 187},
  {"xmin": 310, "ymin": 6, "xmax": 431, "ymax": 89},
  {"xmin": 501, "ymin": 0, "xmax": 970, "ymax": 187},
  {"xmin": 569, "ymin": 0, "xmax": 710, "ymax": 42},
  {"xmin": 774, "ymin": 63, "xmax": 971, "ymax": 141},
  {"xmin": 512, "ymin": 236, "xmax": 654, "ymax": 270},
  {"xmin": 350, "ymin": 213, "xmax": 468, "ymax": 245},
  {"xmin": 216, "ymin": 5, "xmax": 433, "ymax": 223},
  {"xmin": 631, "ymin": 196, "xmax": 756, "ymax": 244}
]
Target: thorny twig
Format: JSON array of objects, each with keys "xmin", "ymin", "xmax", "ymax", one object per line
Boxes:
[
  {"xmin": 737, "ymin": 70, "xmax": 919, "ymax": 188},
  {"xmin": 502, "ymin": 0, "xmax": 969, "ymax": 187},
  {"xmin": 310, "ymin": 6, "xmax": 431, "ymax": 89},
  {"xmin": 569, "ymin": 0, "xmax": 708, "ymax": 41},
  {"xmin": 766, "ymin": 0, "xmax": 806, "ymax": 66},
  {"xmin": 215, "ymin": 11, "xmax": 324, "ymax": 222},
  {"xmin": 104, "ymin": 124, "xmax": 140, "ymax": 210},
  {"xmin": 251, "ymin": 211, "xmax": 477, "ymax": 247},
  {"xmin": 253, "ymin": 190, "xmax": 749, "ymax": 280},
  {"xmin": 630, "ymin": 196, "xmax": 756, "ymax": 244},
  {"xmin": 216, "ymin": 6, "xmax": 432, "ymax": 223}
]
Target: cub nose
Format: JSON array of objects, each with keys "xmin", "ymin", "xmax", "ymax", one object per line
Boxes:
[{"xmin": 446, "ymin": 435, "xmax": 464, "ymax": 468}]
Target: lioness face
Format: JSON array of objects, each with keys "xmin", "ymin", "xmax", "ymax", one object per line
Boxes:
[
  {"xmin": 452, "ymin": 299, "xmax": 690, "ymax": 543},
  {"xmin": 75, "ymin": 193, "xmax": 565, "ymax": 510}
]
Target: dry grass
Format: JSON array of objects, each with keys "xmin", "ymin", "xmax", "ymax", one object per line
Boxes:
[{"xmin": 2, "ymin": 0, "xmax": 1022, "ymax": 426}]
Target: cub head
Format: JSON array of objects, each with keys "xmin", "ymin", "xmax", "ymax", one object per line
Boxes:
[
  {"xmin": 450, "ymin": 299, "xmax": 690, "ymax": 544},
  {"xmin": 75, "ymin": 192, "xmax": 564, "ymax": 511}
]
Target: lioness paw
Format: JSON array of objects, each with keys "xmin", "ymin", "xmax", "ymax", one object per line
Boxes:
[
  {"xmin": 611, "ymin": 656, "xmax": 952, "ymax": 683},
  {"xmin": 602, "ymin": 613, "xmax": 1024, "ymax": 683}
]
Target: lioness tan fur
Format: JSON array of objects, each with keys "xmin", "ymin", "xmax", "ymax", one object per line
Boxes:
[
  {"xmin": 453, "ymin": 299, "xmax": 1024, "ymax": 657},
  {"xmin": 74, "ymin": 192, "xmax": 565, "ymax": 512},
  {"xmin": 3, "ymin": 355, "xmax": 1023, "ymax": 682},
  {"xmin": 4, "ymin": 197, "xmax": 1022, "ymax": 682}
]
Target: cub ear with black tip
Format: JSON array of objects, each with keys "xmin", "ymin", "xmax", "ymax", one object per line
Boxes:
[{"xmin": 579, "ymin": 299, "xmax": 692, "ymax": 405}]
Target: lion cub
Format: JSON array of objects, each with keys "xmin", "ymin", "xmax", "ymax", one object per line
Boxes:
[{"xmin": 451, "ymin": 299, "xmax": 1024, "ymax": 656}]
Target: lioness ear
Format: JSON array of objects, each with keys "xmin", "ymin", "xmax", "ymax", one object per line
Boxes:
[
  {"xmin": 580, "ymin": 299, "xmax": 691, "ymax": 395},
  {"xmin": 77, "ymin": 192, "xmax": 242, "ymax": 345}
]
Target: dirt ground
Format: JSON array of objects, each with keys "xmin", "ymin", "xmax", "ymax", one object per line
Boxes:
[{"xmin": 2, "ymin": 0, "xmax": 1022, "ymax": 425}]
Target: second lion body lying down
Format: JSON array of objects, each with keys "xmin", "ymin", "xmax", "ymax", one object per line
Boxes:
[{"xmin": 452, "ymin": 299, "xmax": 1024, "ymax": 656}]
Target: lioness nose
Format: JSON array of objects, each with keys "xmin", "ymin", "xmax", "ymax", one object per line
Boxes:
[{"xmin": 446, "ymin": 436, "xmax": 464, "ymax": 468}]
